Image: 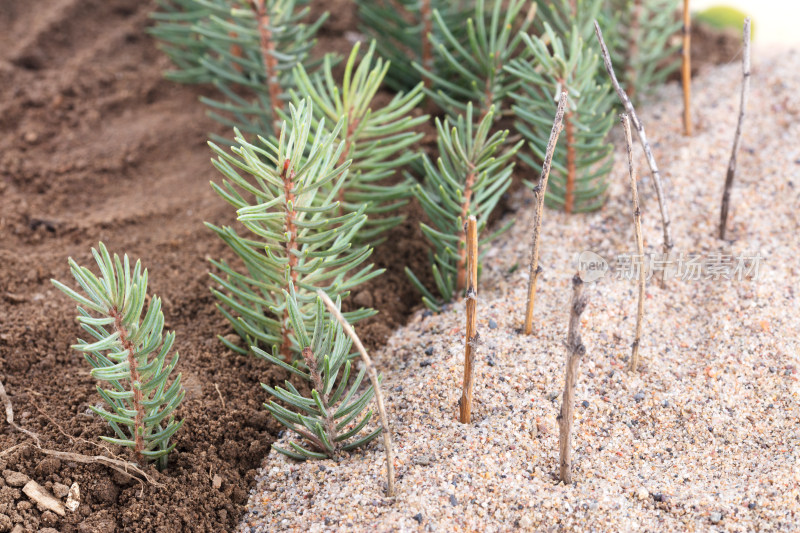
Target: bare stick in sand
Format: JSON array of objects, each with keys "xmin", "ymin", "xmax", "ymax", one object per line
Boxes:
[
  {"xmin": 317, "ymin": 290, "xmax": 395, "ymax": 497},
  {"xmin": 558, "ymin": 274, "xmax": 588, "ymax": 484},
  {"xmin": 720, "ymin": 18, "xmax": 752, "ymax": 240},
  {"xmin": 620, "ymin": 114, "xmax": 646, "ymax": 373},
  {"xmin": 594, "ymin": 21, "xmax": 674, "ymax": 288},
  {"xmin": 682, "ymin": 0, "xmax": 692, "ymax": 136},
  {"xmin": 523, "ymin": 91, "xmax": 568, "ymax": 335},
  {"xmin": 459, "ymin": 216, "xmax": 479, "ymax": 424}
]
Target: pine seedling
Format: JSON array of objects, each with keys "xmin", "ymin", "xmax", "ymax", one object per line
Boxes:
[
  {"xmin": 51, "ymin": 243, "xmax": 185, "ymax": 471},
  {"xmin": 292, "ymin": 41, "xmax": 428, "ymax": 243},
  {"xmin": 355, "ymin": 0, "xmax": 474, "ymax": 92},
  {"xmin": 206, "ymin": 100, "xmax": 382, "ymax": 359},
  {"xmin": 258, "ymin": 286, "xmax": 382, "ymax": 460},
  {"xmin": 507, "ymin": 22, "xmax": 615, "ymax": 213},
  {"xmin": 149, "ymin": 0, "xmax": 328, "ymax": 137},
  {"xmin": 604, "ymin": 0, "xmax": 681, "ymax": 101},
  {"xmin": 406, "ymin": 103, "xmax": 521, "ymax": 311},
  {"xmin": 416, "ymin": 0, "xmax": 536, "ymax": 119}
]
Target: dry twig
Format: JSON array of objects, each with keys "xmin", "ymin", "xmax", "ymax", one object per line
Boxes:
[
  {"xmin": 459, "ymin": 216, "xmax": 478, "ymax": 423},
  {"xmin": 682, "ymin": 0, "xmax": 692, "ymax": 136},
  {"xmin": 317, "ymin": 290, "xmax": 396, "ymax": 497},
  {"xmin": 523, "ymin": 91, "xmax": 568, "ymax": 335},
  {"xmin": 558, "ymin": 274, "xmax": 588, "ymax": 484},
  {"xmin": 594, "ymin": 21, "xmax": 674, "ymax": 287},
  {"xmin": 720, "ymin": 18, "xmax": 752, "ymax": 240},
  {"xmin": 1, "ymin": 376, "xmax": 41, "ymax": 446},
  {"xmin": 620, "ymin": 114, "xmax": 646, "ymax": 372}
]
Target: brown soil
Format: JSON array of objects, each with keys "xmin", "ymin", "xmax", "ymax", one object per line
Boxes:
[{"xmin": 0, "ymin": 1, "xmax": 427, "ymax": 532}]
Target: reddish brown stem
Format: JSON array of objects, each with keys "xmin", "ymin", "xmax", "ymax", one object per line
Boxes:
[
  {"xmin": 421, "ymin": 0, "xmax": 433, "ymax": 89},
  {"xmin": 110, "ymin": 309, "xmax": 145, "ymax": 463},
  {"xmin": 280, "ymin": 158, "xmax": 298, "ymax": 359},
  {"xmin": 456, "ymin": 170, "xmax": 477, "ymax": 292},
  {"xmin": 564, "ymin": 112, "xmax": 576, "ymax": 214},
  {"xmin": 301, "ymin": 346, "xmax": 337, "ymax": 452},
  {"xmin": 682, "ymin": 0, "xmax": 692, "ymax": 136},
  {"xmin": 252, "ymin": 0, "xmax": 283, "ymax": 137}
]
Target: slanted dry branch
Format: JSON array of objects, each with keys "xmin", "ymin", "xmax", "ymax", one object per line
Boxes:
[{"xmin": 720, "ymin": 18, "xmax": 752, "ymax": 240}]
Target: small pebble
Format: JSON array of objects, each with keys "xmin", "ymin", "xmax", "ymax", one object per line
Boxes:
[
  {"xmin": 449, "ymin": 494, "xmax": 458, "ymax": 506},
  {"xmin": 488, "ymin": 319, "xmax": 497, "ymax": 329},
  {"xmin": 420, "ymin": 360, "xmax": 432, "ymax": 368},
  {"xmin": 709, "ymin": 512, "xmax": 722, "ymax": 524},
  {"xmin": 424, "ymin": 347, "xmax": 434, "ymax": 356},
  {"xmin": 581, "ymin": 400, "xmax": 589, "ymax": 408},
  {"xmin": 634, "ymin": 392, "xmax": 645, "ymax": 403},
  {"xmin": 412, "ymin": 513, "xmax": 423, "ymax": 523}
]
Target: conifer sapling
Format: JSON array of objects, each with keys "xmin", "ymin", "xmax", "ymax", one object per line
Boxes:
[
  {"xmin": 258, "ymin": 285, "xmax": 382, "ymax": 460},
  {"xmin": 406, "ymin": 103, "xmax": 521, "ymax": 311},
  {"xmin": 355, "ymin": 0, "xmax": 474, "ymax": 92},
  {"xmin": 52, "ymin": 243, "xmax": 185, "ymax": 471},
  {"xmin": 149, "ymin": 0, "xmax": 329, "ymax": 138},
  {"xmin": 416, "ymin": 0, "xmax": 536, "ymax": 119},
  {"xmin": 292, "ymin": 41, "xmax": 428, "ymax": 242},
  {"xmin": 206, "ymin": 100, "xmax": 382, "ymax": 359},
  {"xmin": 507, "ymin": 20, "xmax": 615, "ymax": 213}
]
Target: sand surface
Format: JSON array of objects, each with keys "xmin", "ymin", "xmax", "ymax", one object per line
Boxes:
[{"xmin": 237, "ymin": 49, "xmax": 799, "ymax": 532}]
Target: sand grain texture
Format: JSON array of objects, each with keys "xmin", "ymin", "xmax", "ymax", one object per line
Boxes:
[{"xmin": 238, "ymin": 50, "xmax": 800, "ymax": 532}]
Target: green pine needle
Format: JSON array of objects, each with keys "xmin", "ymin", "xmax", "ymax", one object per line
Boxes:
[
  {"xmin": 149, "ymin": 0, "xmax": 330, "ymax": 138},
  {"xmin": 506, "ymin": 15, "xmax": 615, "ymax": 213},
  {"xmin": 207, "ymin": 99, "xmax": 383, "ymax": 359},
  {"xmin": 407, "ymin": 103, "xmax": 521, "ymax": 311},
  {"xmin": 415, "ymin": 0, "xmax": 536, "ymax": 119},
  {"xmin": 52, "ymin": 243, "xmax": 185, "ymax": 471},
  {"xmin": 262, "ymin": 286, "xmax": 381, "ymax": 459},
  {"xmin": 355, "ymin": 0, "xmax": 475, "ymax": 92},
  {"xmin": 291, "ymin": 41, "xmax": 428, "ymax": 243}
]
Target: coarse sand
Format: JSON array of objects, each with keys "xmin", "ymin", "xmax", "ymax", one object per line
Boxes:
[{"xmin": 237, "ymin": 49, "xmax": 799, "ymax": 532}]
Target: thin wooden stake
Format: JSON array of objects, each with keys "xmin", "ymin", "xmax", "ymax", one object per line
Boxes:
[
  {"xmin": 558, "ymin": 274, "xmax": 588, "ymax": 484},
  {"xmin": 682, "ymin": 0, "xmax": 693, "ymax": 136},
  {"xmin": 317, "ymin": 291, "xmax": 396, "ymax": 497},
  {"xmin": 459, "ymin": 216, "xmax": 478, "ymax": 424},
  {"xmin": 594, "ymin": 21, "xmax": 674, "ymax": 288},
  {"xmin": 720, "ymin": 18, "xmax": 752, "ymax": 240},
  {"xmin": 620, "ymin": 114, "xmax": 646, "ymax": 373},
  {"xmin": 523, "ymin": 91, "xmax": 568, "ymax": 335}
]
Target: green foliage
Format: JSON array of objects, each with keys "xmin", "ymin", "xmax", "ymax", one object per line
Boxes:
[
  {"xmin": 406, "ymin": 104, "xmax": 521, "ymax": 311},
  {"xmin": 355, "ymin": 0, "xmax": 474, "ymax": 92},
  {"xmin": 534, "ymin": 0, "xmax": 605, "ymax": 41},
  {"xmin": 149, "ymin": 0, "xmax": 328, "ymax": 137},
  {"xmin": 258, "ymin": 286, "xmax": 381, "ymax": 459},
  {"xmin": 507, "ymin": 22, "xmax": 615, "ymax": 213},
  {"xmin": 416, "ymin": 0, "xmax": 536, "ymax": 118},
  {"xmin": 51, "ymin": 243, "xmax": 185, "ymax": 471},
  {"xmin": 206, "ymin": 100, "xmax": 382, "ymax": 359},
  {"xmin": 695, "ymin": 5, "xmax": 753, "ymax": 36},
  {"xmin": 292, "ymin": 41, "xmax": 428, "ymax": 242},
  {"xmin": 604, "ymin": 0, "xmax": 682, "ymax": 100}
]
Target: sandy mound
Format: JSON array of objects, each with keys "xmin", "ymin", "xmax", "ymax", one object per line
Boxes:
[{"xmin": 238, "ymin": 49, "xmax": 800, "ymax": 531}]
